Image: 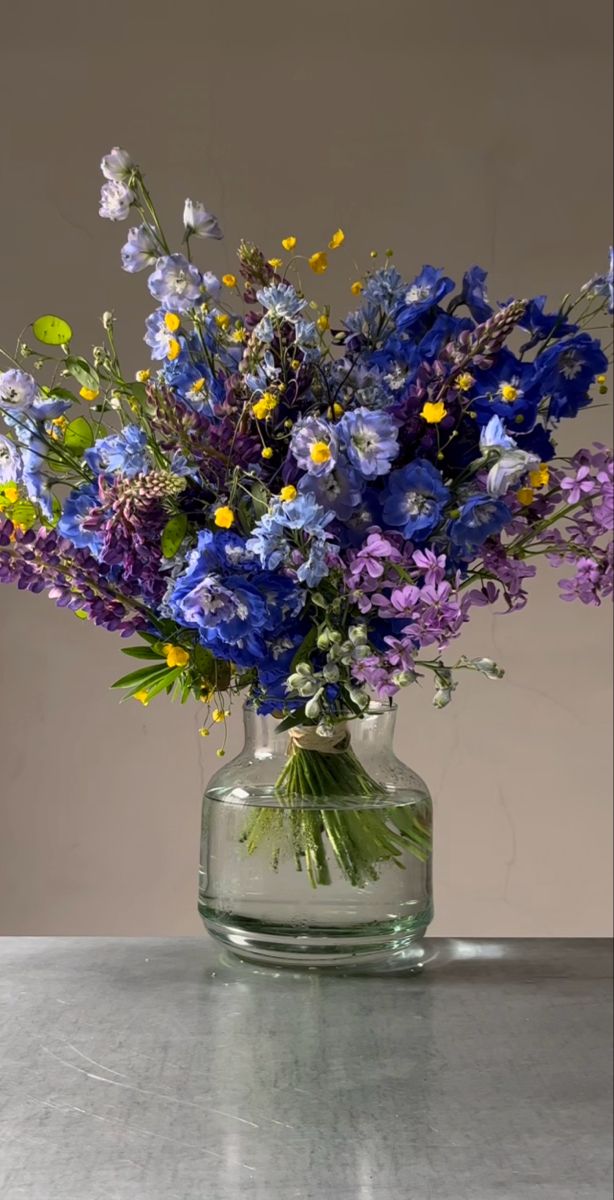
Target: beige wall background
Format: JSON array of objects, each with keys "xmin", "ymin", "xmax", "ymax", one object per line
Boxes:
[{"xmin": 0, "ymin": 0, "xmax": 612, "ymax": 936}]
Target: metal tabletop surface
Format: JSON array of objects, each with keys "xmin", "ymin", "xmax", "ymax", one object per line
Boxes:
[{"xmin": 0, "ymin": 938, "xmax": 611, "ymax": 1200}]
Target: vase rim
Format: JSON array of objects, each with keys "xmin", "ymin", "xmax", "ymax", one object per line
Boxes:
[{"xmin": 244, "ymin": 698, "xmax": 398, "ymax": 717}]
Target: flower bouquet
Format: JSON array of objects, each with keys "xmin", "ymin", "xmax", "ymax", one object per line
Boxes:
[{"xmin": 1, "ymin": 148, "xmax": 612, "ymax": 957}]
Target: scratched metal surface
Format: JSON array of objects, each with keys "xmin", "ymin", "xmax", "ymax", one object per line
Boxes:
[{"xmin": 0, "ymin": 939, "xmax": 611, "ymax": 1200}]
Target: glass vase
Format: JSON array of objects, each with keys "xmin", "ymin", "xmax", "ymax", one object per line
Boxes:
[{"xmin": 198, "ymin": 702, "xmax": 433, "ymax": 970}]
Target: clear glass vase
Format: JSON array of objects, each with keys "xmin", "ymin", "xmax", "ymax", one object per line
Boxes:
[{"xmin": 198, "ymin": 702, "xmax": 433, "ymax": 970}]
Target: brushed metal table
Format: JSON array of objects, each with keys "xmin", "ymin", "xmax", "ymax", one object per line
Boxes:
[{"xmin": 0, "ymin": 938, "xmax": 611, "ymax": 1200}]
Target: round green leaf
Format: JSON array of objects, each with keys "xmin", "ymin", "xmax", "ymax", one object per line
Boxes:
[
  {"xmin": 64, "ymin": 417, "xmax": 94, "ymax": 453},
  {"xmin": 9, "ymin": 500, "xmax": 38, "ymax": 530},
  {"xmin": 32, "ymin": 315, "xmax": 73, "ymax": 346},
  {"xmin": 161, "ymin": 513, "xmax": 188, "ymax": 558}
]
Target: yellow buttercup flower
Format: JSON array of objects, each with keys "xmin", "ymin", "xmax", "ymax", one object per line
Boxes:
[
  {"xmin": 309, "ymin": 251, "xmax": 328, "ymax": 274},
  {"xmin": 529, "ymin": 465, "xmax": 550, "ymax": 489},
  {"xmin": 516, "ymin": 487, "xmax": 535, "ymax": 507},
  {"xmin": 281, "ymin": 236, "xmax": 297, "ymax": 251},
  {"xmin": 500, "ymin": 383, "xmax": 519, "ymax": 403},
  {"xmin": 214, "ymin": 506, "xmax": 235, "ymax": 529},
  {"xmin": 133, "ymin": 690, "xmax": 150, "ymax": 706},
  {"xmin": 215, "ymin": 313, "xmax": 231, "ymax": 331},
  {"xmin": 290, "ymin": 359, "xmax": 301, "ymax": 370},
  {"xmin": 167, "ymin": 337, "xmax": 181, "ymax": 361},
  {"xmin": 421, "ymin": 400, "xmax": 447, "ymax": 424},
  {"xmin": 230, "ymin": 326, "xmax": 247, "ymax": 344},
  {"xmin": 456, "ymin": 372, "xmax": 474, "ymax": 392},
  {"xmin": 222, "ymin": 273, "xmax": 237, "ymax": 288},
  {"xmin": 280, "ymin": 485, "xmax": 297, "ymax": 502},
  {"xmin": 164, "ymin": 312, "xmax": 181, "ymax": 333},
  {"xmin": 261, "ymin": 446, "xmax": 273, "ymax": 459},
  {"xmin": 79, "ymin": 386, "xmax": 99, "ymax": 402},
  {"xmin": 252, "ymin": 392, "xmax": 278, "ymax": 420},
  {"xmin": 162, "ymin": 644, "xmax": 190, "ymax": 669},
  {"xmin": 268, "ymin": 258, "xmax": 284, "ymax": 271},
  {"xmin": 310, "ymin": 441, "xmax": 332, "ymax": 464},
  {"xmin": 328, "ymin": 229, "xmax": 345, "ymax": 250},
  {"xmin": 332, "ymin": 402, "xmax": 343, "ymax": 418},
  {"xmin": 316, "ymin": 314, "xmax": 329, "ymax": 333},
  {"xmin": 135, "ymin": 369, "xmax": 151, "ymax": 383},
  {"xmin": 212, "ymin": 708, "xmax": 229, "ymax": 723},
  {"xmin": 1, "ymin": 483, "xmax": 19, "ymax": 505},
  {"xmin": 350, "ymin": 280, "xmax": 363, "ymax": 296}
]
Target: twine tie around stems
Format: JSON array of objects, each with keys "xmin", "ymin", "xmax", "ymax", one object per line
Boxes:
[{"xmin": 287, "ymin": 724, "xmax": 350, "ymax": 755}]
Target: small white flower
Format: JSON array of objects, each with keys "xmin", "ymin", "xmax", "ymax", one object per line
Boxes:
[
  {"xmin": 183, "ymin": 199, "xmax": 223, "ymax": 239},
  {"xmin": 487, "ymin": 449, "xmax": 540, "ymax": 497},
  {"xmin": 100, "ymin": 147, "xmax": 134, "ymax": 182},
  {"xmin": 99, "ymin": 180, "xmax": 134, "ymax": 222},
  {"xmin": 304, "ymin": 690, "xmax": 323, "ymax": 719}
]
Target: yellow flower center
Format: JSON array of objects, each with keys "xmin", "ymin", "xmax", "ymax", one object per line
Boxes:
[
  {"xmin": 164, "ymin": 312, "xmax": 181, "ymax": 333},
  {"xmin": 280, "ymin": 485, "xmax": 297, "ymax": 502},
  {"xmin": 310, "ymin": 441, "xmax": 332, "ymax": 464},
  {"xmin": 222, "ymin": 274, "xmax": 237, "ymax": 288},
  {"xmin": 281, "ymin": 236, "xmax": 297, "ymax": 252},
  {"xmin": 500, "ymin": 383, "xmax": 519, "ymax": 403},
  {"xmin": 79, "ymin": 386, "xmax": 99, "ymax": 402},
  {"xmin": 308, "ymin": 251, "xmax": 328, "ymax": 274},
  {"xmin": 190, "ymin": 378, "xmax": 206, "ymax": 394},
  {"xmin": 230, "ymin": 327, "xmax": 247, "ymax": 344},
  {"xmin": 135, "ymin": 369, "xmax": 151, "ymax": 383},
  {"xmin": 167, "ymin": 338, "xmax": 181, "ymax": 361},
  {"xmin": 420, "ymin": 400, "xmax": 447, "ymax": 424},
  {"xmin": 328, "ymin": 229, "xmax": 345, "ymax": 250},
  {"xmin": 456, "ymin": 372, "xmax": 474, "ymax": 392},
  {"xmin": 214, "ymin": 506, "xmax": 235, "ymax": 529}
]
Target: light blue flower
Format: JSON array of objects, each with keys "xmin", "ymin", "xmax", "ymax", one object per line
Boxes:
[
  {"xmin": 144, "ymin": 310, "xmax": 184, "ymax": 360},
  {"xmin": 479, "ymin": 415, "xmax": 516, "ymax": 453},
  {"xmin": 85, "ymin": 425, "xmax": 151, "ymax": 477},
  {"xmin": 148, "ymin": 254, "xmax": 202, "ymax": 312},
  {"xmin": 338, "ymin": 407, "xmax": 399, "ymax": 478},
  {"xmin": 290, "ymin": 416, "xmax": 338, "ymax": 477},
  {"xmin": 99, "ymin": 180, "xmax": 134, "ymax": 221},
  {"xmin": 121, "ymin": 225, "xmax": 158, "ymax": 273},
  {"xmin": 183, "ymin": 200, "xmax": 223, "ymax": 240},
  {"xmin": 0, "ymin": 369, "xmax": 41, "ymax": 415},
  {"xmin": 58, "ymin": 486, "xmax": 102, "ymax": 553},
  {"xmin": 298, "ymin": 467, "xmax": 363, "ymax": 521},
  {"xmin": 202, "ymin": 272, "xmax": 222, "ymax": 297},
  {"xmin": 256, "ymin": 282, "xmax": 306, "ymax": 322},
  {"xmin": 382, "ymin": 458, "xmax": 450, "ymax": 541}
]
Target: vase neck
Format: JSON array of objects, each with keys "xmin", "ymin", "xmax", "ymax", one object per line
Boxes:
[{"xmin": 241, "ymin": 703, "xmax": 397, "ymax": 756}]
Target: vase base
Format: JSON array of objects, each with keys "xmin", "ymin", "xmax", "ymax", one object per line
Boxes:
[{"xmin": 199, "ymin": 906, "xmax": 433, "ymax": 973}]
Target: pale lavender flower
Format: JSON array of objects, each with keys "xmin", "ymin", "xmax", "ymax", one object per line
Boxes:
[
  {"xmin": 99, "ymin": 180, "xmax": 134, "ymax": 221},
  {"xmin": 148, "ymin": 254, "xmax": 202, "ymax": 311},
  {"xmin": 121, "ymin": 225, "xmax": 158, "ymax": 273},
  {"xmin": 183, "ymin": 200, "xmax": 223, "ymax": 239},
  {"xmin": 0, "ymin": 434, "xmax": 22, "ymax": 483},
  {"xmin": 290, "ymin": 416, "xmax": 339, "ymax": 477},
  {"xmin": 412, "ymin": 548, "xmax": 447, "ymax": 586},
  {"xmin": 337, "ymin": 408, "xmax": 399, "ymax": 479},
  {"xmin": 100, "ymin": 147, "xmax": 134, "ymax": 182},
  {"xmin": 560, "ymin": 465, "xmax": 595, "ymax": 504},
  {"xmin": 0, "ymin": 369, "xmax": 41, "ymax": 414}
]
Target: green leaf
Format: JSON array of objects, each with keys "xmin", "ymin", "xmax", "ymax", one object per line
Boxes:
[
  {"xmin": 9, "ymin": 500, "xmax": 38, "ymax": 530},
  {"xmin": 290, "ymin": 626, "xmax": 318, "ymax": 673},
  {"xmin": 250, "ymin": 480, "xmax": 270, "ymax": 518},
  {"xmin": 43, "ymin": 386, "xmax": 78, "ymax": 403},
  {"xmin": 130, "ymin": 666, "xmax": 183, "ymax": 703},
  {"xmin": 64, "ymin": 417, "xmax": 95, "ymax": 453},
  {"xmin": 64, "ymin": 356, "xmax": 100, "ymax": 392},
  {"xmin": 161, "ymin": 513, "xmax": 188, "ymax": 559},
  {"xmin": 193, "ymin": 645, "xmax": 216, "ymax": 678},
  {"xmin": 32, "ymin": 315, "xmax": 73, "ymax": 346},
  {"xmin": 276, "ymin": 708, "xmax": 309, "ymax": 734},
  {"xmin": 111, "ymin": 664, "xmax": 169, "ymax": 690},
  {"xmin": 121, "ymin": 646, "xmax": 165, "ymax": 660}
]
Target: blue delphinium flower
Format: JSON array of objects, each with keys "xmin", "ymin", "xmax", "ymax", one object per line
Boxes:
[
  {"xmin": 0, "ymin": 370, "xmax": 70, "ymax": 422},
  {"xmin": 471, "ymin": 350, "xmax": 539, "ymax": 430},
  {"xmin": 418, "ymin": 313, "xmax": 474, "ymax": 361},
  {"xmin": 148, "ymin": 254, "xmax": 202, "ymax": 312},
  {"xmin": 382, "ymin": 459, "xmax": 450, "ymax": 541},
  {"xmin": 19, "ymin": 427, "xmax": 54, "ymax": 519},
  {"xmin": 518, "ymin": 296, "xmax": 577, "ymax": 351},
  {"xmin": 144, "ymin": 310, "xmax": 186, "ymax": 360},
  {"xmin": 290, "ymin": 416, "xmax": 339, "ymax": 477},
  {"xmin": 168, "ymin": 530, "xmax": 302, "ymax": 666},
  {"xmin": 58, "ymin": 486, "xmax": 102, "ymax": 553},
  {"xmin": 449, "ymin": 495, "xmax": 512, "ymax": 552},
  {"xmin": 396, "ymin": 266, "xmax": 455, "ymax": 331},
  {"xmin": 533, "ymin": 333, "xmax": 609, "ymax": 420},
  {"xmin": 247, "ymin": 493, "xmax": 335, "ymax": 570},
  {"xmin": 459, "ymin": 266, "xmax": 492, "ymax": 323},
  {"xmin": 299, "ymin": 467, "xmax": 364, "ymax": 521},
  {"xmin": 0, "ymin": 434, "xmax": 22, "ymax": 483},
  {"xmin": 183, "ymin": 200, "xmax": 223, "ymax": 240},
  {"xmin": 479, "ymin": 415, "xmax": 516, "ymax": 453},
  {"xmin": 121, "ymin": 225, "xmax": 158, "ymax": 273},
  {"xmin": 337, "ymin": 407, "xmax": 399, "ymax": 479},
  {"xmin": 85, "ymin": 426, "xmax": 151, "ymax": 478},
  {"xmin": 361, "ymin": 266, "xmax": 406, "ymax": 312},
  {"xmin": 99, "ymin": 180, "xmax": 134, "ymax": 221},
  {"xmin": 580, "ymin": 248, "xmax": 614, "ymax": 315}
]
